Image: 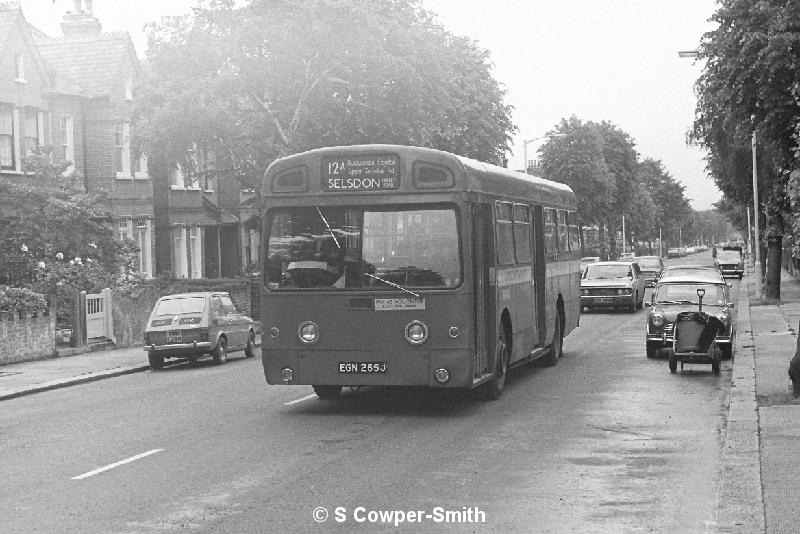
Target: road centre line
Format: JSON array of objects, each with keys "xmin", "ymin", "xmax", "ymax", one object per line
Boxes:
[
  {"xmin": 284, "ymin": 393, "xmax": 317, "ymax": 406},
  {"xmin": 72, "ymin": 449, "xmax": 164, "ymax": 480}
]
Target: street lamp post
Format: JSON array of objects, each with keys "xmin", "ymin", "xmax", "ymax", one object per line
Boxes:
[
  {"xmin": 752, "ymin": 119, "xmax": 762, "ymax": 298},
  {"xmin": 522, "ymin": 133, "xmax": 566, "ymax": 174}
]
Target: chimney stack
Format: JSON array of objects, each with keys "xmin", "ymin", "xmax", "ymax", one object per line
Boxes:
[{"xmin": 62, "ymin": 0, "xmax": 101, "ymax": 37}]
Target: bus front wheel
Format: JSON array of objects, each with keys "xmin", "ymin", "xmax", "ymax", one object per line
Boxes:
[
  {"xmin": 482, "ymin": 332, "xmax": 508, "ymax": 401},
  {"xmin": 313, "ymin": 385, "xmax": 342, "ymax": 399}
]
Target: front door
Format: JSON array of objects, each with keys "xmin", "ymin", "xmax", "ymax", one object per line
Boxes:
[
  {"xmin": 474, "ymin": 203, "xmax": 496, "ymax": 377},
  {"xmin": 532, "ymin": 205, "xmax": 547, "ymax": 346}
]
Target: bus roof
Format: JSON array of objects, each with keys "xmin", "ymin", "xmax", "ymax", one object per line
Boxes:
[{"xmin": 264, "ymin": 144, "xmax": 576, "ymax": 208}]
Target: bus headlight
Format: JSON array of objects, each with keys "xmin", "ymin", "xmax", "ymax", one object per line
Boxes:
[
  {"xmin": 298, "ymin": 321, "xmax": 320, "ymax": 344},
  {"xmin": 405, "ymin": 320, "xmax": 428, "ymax": 345},
  {"xmin": 434, "ymin": 368, "xmax": 450, "ymax": 384}
]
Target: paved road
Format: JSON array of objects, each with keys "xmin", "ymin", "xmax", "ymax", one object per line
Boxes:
[{"xmin": 0, "ymin": 254, "xmax": 736, "ymax": 533}]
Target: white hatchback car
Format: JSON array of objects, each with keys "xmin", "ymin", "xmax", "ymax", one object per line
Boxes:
[{"xmin": 581, "ymin": 261, "xmax": 647, "ymax": 312}]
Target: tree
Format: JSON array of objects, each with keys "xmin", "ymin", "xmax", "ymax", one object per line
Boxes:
[
  {"xmin": 692, "ymin": 0, "xmax": 800, "ymax": 299},
  {"xmin": 537, "ymin": 116, "xmax": 615, "ymax": 257},
  {"xmin": 0, "ymin": 148, "xmax": 140, "ymax": 294},
  {"xmin": 138, "ymin": 0, "xmax": 516, "ymax": 188}
]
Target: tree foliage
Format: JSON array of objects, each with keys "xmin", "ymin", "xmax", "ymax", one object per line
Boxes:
[
  {"xmin": 138, "ymin": 0, "xmax": 516, "ymax": 188},
  {"xmin": 0, "ymin": 148, "xmax": 140, "ymax": 294},
  {"xmin": 539, "ymin": 117, "xmax": 695, "ymax": 256},
  {"xmin": 692, "ymin": 0, "xmax": 800, "ymax": 297}
]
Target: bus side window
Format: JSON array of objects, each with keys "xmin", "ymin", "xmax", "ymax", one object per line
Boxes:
[
  {"xmin": 495, "ymin": 201, "xmax": 515, "ymax": 265},
  {"xmin": 567, "ymin": 211, "xmax": 581, "ymax": 254},
  {"xmin": 557, "ymin": 210, "xmax": 569, "ymax": 253},
  {"xmin": 513, "ymin": 203, "xmax": 531, "ymax": 262},
  {"xmin": 544, "ymin": 208, "xmax": 557, "ymax": 255}
]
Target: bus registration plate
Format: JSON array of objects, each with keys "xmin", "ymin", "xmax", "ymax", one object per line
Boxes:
[{"xmin": 339, "ymin": 362, "xmax": 387, "ymax": 374}]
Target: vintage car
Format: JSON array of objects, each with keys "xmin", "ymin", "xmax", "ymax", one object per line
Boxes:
[
  {"xmin": 715, "ymin": 249, "xmax": 744, "ymax": 279},
  {"xmin": 618, "ymin": 251, "xmax": 636, "ymax": 261},
  {"xmin": 143, "ymin": 292, "xmax": 258, "ymax": 369},
  {"xmin": 645, "ymin": 273, "xmax": 735, "ymax": 359},
  {"xmin": 667, "ymin": 248, "xmax": 682, "ymax": 259},
  {"xmin": 634, "ymin": 255, "xmax": 664, "ymax": 286},
  {"xmin": 580, "ymin": 260, "xmax": 646, "ymax": 312}
]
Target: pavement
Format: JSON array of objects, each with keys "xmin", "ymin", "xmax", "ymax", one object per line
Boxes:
[{"xmin": 2, "ymin": 268, "xmax": 800, "ymax": 532}]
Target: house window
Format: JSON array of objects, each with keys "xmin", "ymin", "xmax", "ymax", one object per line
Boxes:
[
  {"xmin": 124, "ymin": 77, "xmax": 133, "ymax": 101},
  {"xmin": 135, "ymin": 218, "xmax": 151, "ymax": 276},
  {"xmin": 14, "ymin": 53, "xmax": 25, "ymax": 82},
  {"xmin": 117, "ymin": 218, "xmax": 131, "ymax": 241},
  {"xmin": 59, "ymin": 115, "xmax": 75, "ymax": 172},
  {"xmin": 0, "ymin": 106, "xmax": 14, "ymax": 170},
  {"xmin": 133, "ymin": 148, "xmax": 148, "ymax": 178},
  {"xmin": 114, "ymin": 120, "xmax": 131, "ymax": 177},
  {"xmin": 24, "ymin": 111, "xmax": 39, "ymax": 155}
]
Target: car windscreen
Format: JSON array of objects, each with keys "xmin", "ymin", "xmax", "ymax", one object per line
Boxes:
[
  {"xmin": 636, "ymin": 258, "xmax": 661, "ymax": 269},
  {"xmin": 583, "ymin": 264, "xmax": 631, "ymax": 279},
  {"xmin": 265, "ymin": 206, "xmax": 461, "ymax": 290},
  {"xmin": 654, "ymin": 283, "xmax": 726, "ymax": 305},
  {"xmin": 154, "ymin": 296, "xmax": 206, "ymax": 315}
]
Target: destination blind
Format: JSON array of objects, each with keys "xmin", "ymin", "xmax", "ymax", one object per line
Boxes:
[{"xmin": 321, "ymin": 154, "xmax": 400, "ymax": 191}]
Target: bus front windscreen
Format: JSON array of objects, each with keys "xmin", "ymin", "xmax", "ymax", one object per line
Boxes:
[{"xmin": 265, "ymin": 207, "xmax": 461, "ymax": 290}]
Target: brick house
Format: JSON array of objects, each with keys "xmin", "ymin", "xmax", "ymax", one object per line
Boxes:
[{"xmin": 0, "ymin": 0, "xmax": 154, "ymax": 277}]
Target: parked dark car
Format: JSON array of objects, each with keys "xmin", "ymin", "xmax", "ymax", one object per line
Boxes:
[
  {"xmin": 645, "ymin": 274, "xmax": 735, "ymax": 359},
  {"xmin": 634, "ymin": 255, "xmax": 664, "ymax": 286},
  {"xmin": 715, "ymin": 249, "xmax": 744, "ymax": 279},
  {"xmin": 143, "ymin": 292, "xmax": 257, "ymax": 369}
]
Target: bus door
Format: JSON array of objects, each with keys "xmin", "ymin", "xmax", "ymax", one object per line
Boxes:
[
  {"xmin": 532, "ymin": 205, "xmax": 548, "ymax": 346},
  {"xmin": 474, "ymin": 203, "xmax": 496, "ymax": 378}
]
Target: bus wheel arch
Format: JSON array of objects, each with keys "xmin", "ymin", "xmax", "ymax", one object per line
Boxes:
[
  {"xmin": 482, "ymin": 309, "xmax": 512, "ymax": 401},
  {"xmin": 543, "ymin": 296, "xmax": 565, "ymax": 367}
]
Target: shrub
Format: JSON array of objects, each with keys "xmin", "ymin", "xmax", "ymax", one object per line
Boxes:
[{"xmin": 0, "ymin": 286, "xmax": 48, "ymax": 313}]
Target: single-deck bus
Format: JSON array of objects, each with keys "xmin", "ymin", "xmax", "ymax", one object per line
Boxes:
[{"xmin": 260, "ymin": 145, "xmax": 580, "ymax": 399}]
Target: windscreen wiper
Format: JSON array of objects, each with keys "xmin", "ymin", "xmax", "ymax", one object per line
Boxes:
[
  {"xmin": 364, "ymin": 273, "xmax": 420, "ymax": 298},
  {"xmin": 315, "ymin": 207, "xmax": 341, "ymax": 249}
]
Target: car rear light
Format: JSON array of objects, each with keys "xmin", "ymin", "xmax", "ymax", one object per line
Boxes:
[
  {"xmin": 198, "ymin": 329, "xmax": 209, "ymax": 342},
  {"xmin": 143, "ymin": 332, "xmax": 150, "ymax": 344}
]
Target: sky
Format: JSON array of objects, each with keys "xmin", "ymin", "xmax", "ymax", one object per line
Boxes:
[{"xmin": 20, "ymin": 0, "xmax": 720, "ymax": 209}]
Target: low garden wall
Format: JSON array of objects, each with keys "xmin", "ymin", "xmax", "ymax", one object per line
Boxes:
[{"xmin": 0, "ymin": 308, "xmax": 56, "ymax": 365}]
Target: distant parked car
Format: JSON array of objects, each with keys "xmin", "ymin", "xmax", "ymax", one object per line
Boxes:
[
  {"xmin": 618, "ymin": 251, "xmax": 636, "ymax": 261},
  {"xmin": 580, "ymin": 256, "xmax": 600, "ymax": 272},
  {"xmin": 634, "ymin": 255, "xmax": 664, "ymax": 286},
  {"xmin": 667, "ymin": 248, "xmax": 682, "ymax": 259},
  {"xmin": 581, "ymin": 261, "xmax": 646, "ymax": 312},
  {"xmin": 143, "ymin": 292, "xmax": 258, "ymax": 369},
  {"xmin": 658, "ymin": 265, "xmax": 725, "ymax": 284},
  {"xmin": 715, "ymin": 249, "xmax": 744, "ymax": 279}
]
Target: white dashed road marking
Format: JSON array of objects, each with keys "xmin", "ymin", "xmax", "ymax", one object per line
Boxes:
[
  {"xmin": 284, "ymin": 393, "xmax": 317, "ymax": 406},
  {"xmin": 72, "ymin": 449, "xmax": 164, "ymax": 480}
]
